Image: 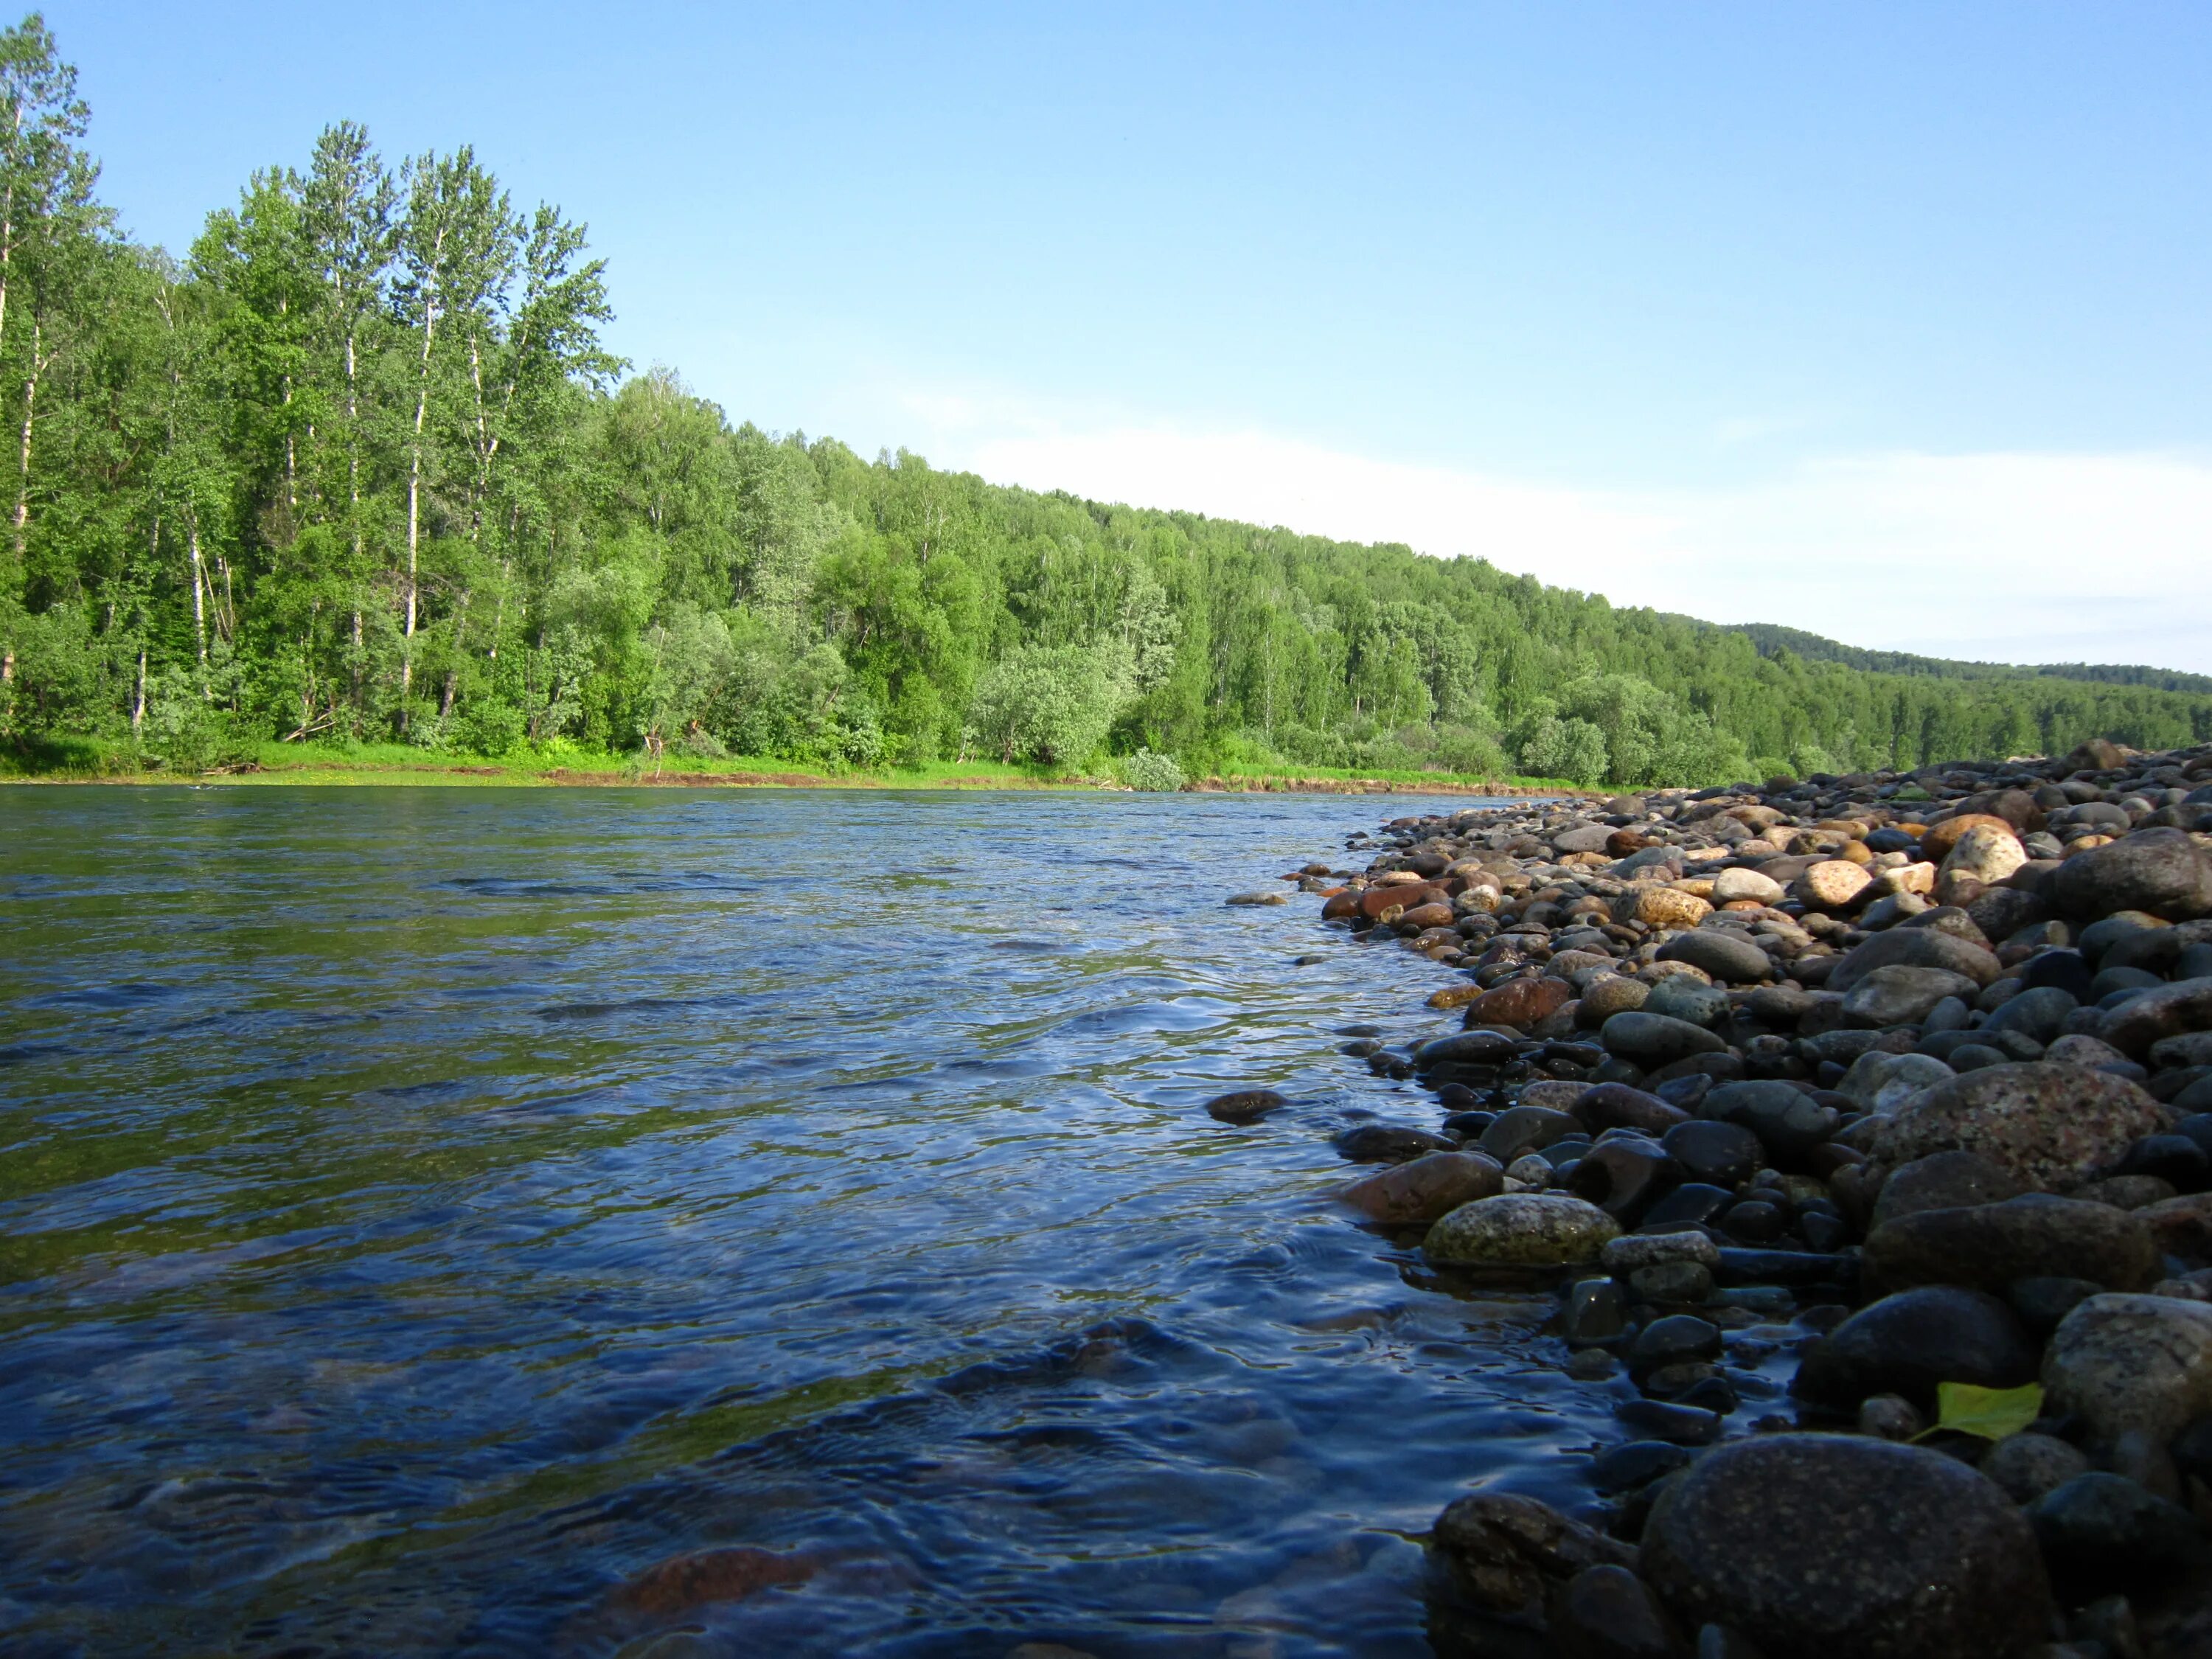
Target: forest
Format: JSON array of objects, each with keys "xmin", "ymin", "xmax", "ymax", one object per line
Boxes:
[{"xmin": 1, "ymin": 15, "xmax": 2208, "ymax": 790}]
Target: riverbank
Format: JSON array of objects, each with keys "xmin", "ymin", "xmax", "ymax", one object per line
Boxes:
[
  {"xmin": 0, "ymin": 738, "xmax": 1584, "ymax": 797},
  {"xmin": 1279, "ymin": 736, "xmax": 2212, "ymax": 1656}
]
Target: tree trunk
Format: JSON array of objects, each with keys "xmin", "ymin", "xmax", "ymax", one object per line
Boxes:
[
  {"xmin": 189, "ymin": 518, "xmax": 208, "ymax": 677},
  {"xmin": 13, "ymin": 314, "xmax": 38, "ymax": 561},
  {"xmin": 403, "ymin": 296, "xmax": 438, "ymax": 703},
  {"xmin": 132, "ymin": 647, "xmax": 146, "ymax": 732}
]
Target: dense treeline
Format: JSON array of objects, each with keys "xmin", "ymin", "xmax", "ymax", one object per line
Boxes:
[
  {"xmin": 1, "ymin": 18, "xmax": 2209, "ymax": 788},
  {"xmin": 1724, "ymin": 622, "xmax": 2212, "ymax": 696}
]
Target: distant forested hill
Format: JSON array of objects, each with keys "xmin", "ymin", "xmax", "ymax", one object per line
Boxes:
[
  {"xmin": 1, "ymin": 16, "xmax": 2208, "ymax": 787},
  {"xmin": 1722, "ymin": 623, "xmax": 2212, "ymax": 695}
]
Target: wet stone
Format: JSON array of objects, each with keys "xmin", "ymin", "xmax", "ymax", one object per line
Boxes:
[
  {"xmin": 1615, "ymin": 1397, "xmax": 1722, "ymax": 1445},
  {"xmin": 1630, "ymin": 1314, "xmax": 1723, "ymax": 1371},
  {"xmin": 1429, "ymin": 1490, "xmax": 1638, "ymax": 1621},
  {"xmin": 1205, "ymin": 1088, "xmax": 1292, "ymax": 1124},
  {"xmin": 1563, "ymin": 1277, "xmax": 1630, "ymax": 1346},
  {"xmin": 1551, "ymin": 1563, "xmax": 1686, "ymax": 1659},
  {"xmin": 1332, "ymin": 1122, "xmax": 1457, "ymax": 1163},
  {"xmin": 1631, "ymin": 1262, "xmax": 1714, "ymax": 1303},
  {"xmin": 1425, "ymin": 1193, "xmax": 1621, "ymax": 1266}
]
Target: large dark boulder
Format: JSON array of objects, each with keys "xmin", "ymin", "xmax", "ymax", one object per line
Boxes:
[
  {"xmin": 1826, "ymin": 926, "xmax": 2003, "ymax": 992},
  {"xmin": 1862, "ymin": 1194, "xmax": 2159, "ymax": 1294},
  {"xmin": 2053, "ymin": 827, "xmax": 2212, "ymax": 922},
  {"xmin": 1792, "ymin": 1285, "xmax": 2039, "ymax": 1411},
  {"xmin": 1869, "ymin": 1062, "xmax": 2170, "ymax": 1191},
  {"xmin": 1640, "ymin": 1434, "xmax": 2050, "ymax": 1658}
]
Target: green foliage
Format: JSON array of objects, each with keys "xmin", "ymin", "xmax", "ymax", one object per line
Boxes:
[
  {"xmin": 1519, "ymin": 714, "xmax": 1608, "ymax": 786},
  {"xmin": 1919, "ymin": 1380, "xmax": 2045, "ymax": 1441},
  {"xmin": 4, "ymin": 14, "xmax": 2212, "ymax": 787},
  {"xmin": 964, "ymin": 642, "xmax": 1122, "ymax": 770},
  {"xmin": 1119, "ymin": 748, "xmax": 1186, "ymax": 791}
]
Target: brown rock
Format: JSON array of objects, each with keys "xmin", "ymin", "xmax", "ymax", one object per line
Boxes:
[
  {"xmin": 1921, "ymin": 813, "xmax": 2020, "ymax": 862},
  {"xmin": 2101, "ymin": 979, "xmax": 2212, "ymax": 1060},
  {"xmin": 1338, "ymin": 1150, "xmax": 1506, "ymax": 1225},
  {"xmin": 1206, "ymin": 1088, "xmax": 1292, "ymax": 1124},
  {"xmin": 1795, "ymin": 860, "xmax": 1873, "ymax": 910},
  {"xmin": 1576, "ymin": 1082, "xmax": 1692, "ymax": 1135},
  {"xmin": 1576, "ymin": 975, "xmax": 1651, "ymax": 1023},
  {"xmin": 1632, "ymin": 886, "xmax": 1713, "ymax": 929},
  {"xmin": 619, "ymin": 1546, "xmax": 817, "ymax": 1614},
  {"xmin": 2139, "ymin": 1192, "xmax": 2212, "ymax": 1260},
  {"xmin": 2064, "ymin": 737, "xmax": 2126, "ymax": 773},
  {"xmin": 1470, "ymin": 975, "xmax": 1574, "ymax": 1030},
  {"xmin": 1358, "ymin": 882, "xmax": 1444, "ymax": 919}
]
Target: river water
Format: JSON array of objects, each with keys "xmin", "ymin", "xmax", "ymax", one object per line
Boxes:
[{"xmin": 0, "ymin": 786, "xmax": 1610, "ymax": 1658}]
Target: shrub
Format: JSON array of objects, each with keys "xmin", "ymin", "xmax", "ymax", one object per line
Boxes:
[{"xmin": 1121, "ymin": 748, "xmax": 1186, "ymax": 791}]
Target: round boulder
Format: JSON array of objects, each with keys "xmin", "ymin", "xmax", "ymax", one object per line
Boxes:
[
  {"xmin": 1921, "ymin": 813, "xmax": 2020, "ymax": 863},
  {"xmin": 1796, "ymin": 860, "xmax": 1874, "ymax": 910},
  {"xmin": 1840, "ymin": 964, "xmax": 1980, "ymax": 1029},
  {"xmin": 2042, "ymin": 1291, "xmax": 2212, "ymax": 1445},
  {"xmin": 1713, "ymin": 866, "xmax": 1786, "ymax": 905},
  {"xmin": 1862, "ymin": 1194, "xmax": 2159, "ymax": 1294},
  {"xmin": 2053, "ymin": 827, "xmax": 2212, "ymax": 922},
  {"xmin": 1828, "ymin": 926, "xmax": 2003, "ymax": 992},
  {"xmin": 1792, "ymin": 1286, "xmax": 2039, "ymax": 1411},
  {"xmin": 1338, "ymin": 1150, "xmax": 1504, "ymax": 1225},
  {"xmin": 1600, "ymin": 1012, "xmax": 1728, "ymax": 1068},
  {"xmin": 1424, "ymin": 1192, "xmax": 1621, "ymax": 1266},
  {"xmin": 1939, "ymin": 823, "xmax": 2028, "ymax": 887},
  {"xmin": 1639, "ymin": 1434, "xmax": 2050, "ymax": 1659},
  {"xmin": 1868, "ymin": 1062, "xmax": 2171, "ymax": 1192},
  {"xmin": 1657, "ymin": 927, "xmax": 1773, "ymax": 985},
  {"xmin": 1632, "ymin": 887, "xmax": 1713, "ymax": 930}
]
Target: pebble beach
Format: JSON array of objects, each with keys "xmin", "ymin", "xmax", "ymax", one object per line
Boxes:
[{"xmin": 1265, "ymin": 737, "xmax": 2212, "ymax": 1659}]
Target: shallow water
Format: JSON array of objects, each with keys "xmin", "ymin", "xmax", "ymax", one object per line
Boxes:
[{"xmin": 0, "ymin": 786, "xmax": 1621, "ymax": 1658}]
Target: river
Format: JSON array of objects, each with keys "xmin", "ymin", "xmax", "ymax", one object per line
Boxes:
[{"xmin": 0, "ymin": 785, "xmax": 1606, "ymax": 1658}]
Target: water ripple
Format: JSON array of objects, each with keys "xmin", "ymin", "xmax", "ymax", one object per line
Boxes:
[{"xmin": 0, "ymin": 784, "xmax": 1604, "ymax": 1658}]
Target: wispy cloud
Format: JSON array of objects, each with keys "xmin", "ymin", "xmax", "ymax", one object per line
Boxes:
[{"xmin": 913, "ymin": 411, "xmax": 2212, "ymax": 674}]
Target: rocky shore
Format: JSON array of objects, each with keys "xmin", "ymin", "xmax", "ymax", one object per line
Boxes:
[{"xmin": 1267, "ymin": 737, "xmax": 2212, "ymax": 1659}]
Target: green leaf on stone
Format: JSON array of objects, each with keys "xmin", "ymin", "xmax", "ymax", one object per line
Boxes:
[{"xmin": 1916, "ymin": 1381, "xmax": 2044, "ymax": 1441}]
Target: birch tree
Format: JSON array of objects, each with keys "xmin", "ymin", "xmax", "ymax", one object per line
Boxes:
[
  {"xmin": 391, "ymin": 147, "xmax": 515, "ymax": 715},
  {"xmin": 0, "ymin": 11, "xmax": 95, "ymax": 684}
]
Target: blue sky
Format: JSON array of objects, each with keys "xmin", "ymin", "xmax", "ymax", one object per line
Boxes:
[{"xmin": 47, "ymin": 1, "xmax": 2212, "ymax": 669}]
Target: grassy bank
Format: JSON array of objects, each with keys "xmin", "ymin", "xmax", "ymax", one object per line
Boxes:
[{"xmin": 0, "ymin": 738, "xmax": 1580, "ymax": 796}]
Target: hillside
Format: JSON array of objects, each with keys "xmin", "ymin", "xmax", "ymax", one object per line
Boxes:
[
  {"xmin": 1, "ymin": 17, "xmax": 2209, "ymax": 789},
  {"xmin": 1722, "ymin": 622, "xmax": 2212, "ymax": 695}
]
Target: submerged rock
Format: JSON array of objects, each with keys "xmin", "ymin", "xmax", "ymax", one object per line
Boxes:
[
  {"xmin": 1429, "ymin": 1489, "xmax": 1636, "ymax": 1622},
  {"xmin": 1205, "ymin": 1088, "xmax": 1292, "ymax": 1124}
]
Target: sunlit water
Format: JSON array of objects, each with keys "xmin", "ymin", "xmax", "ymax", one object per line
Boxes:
[{"xmin": 1, "ymin": 786, "xmax": 1623, "ymax": 1658}]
